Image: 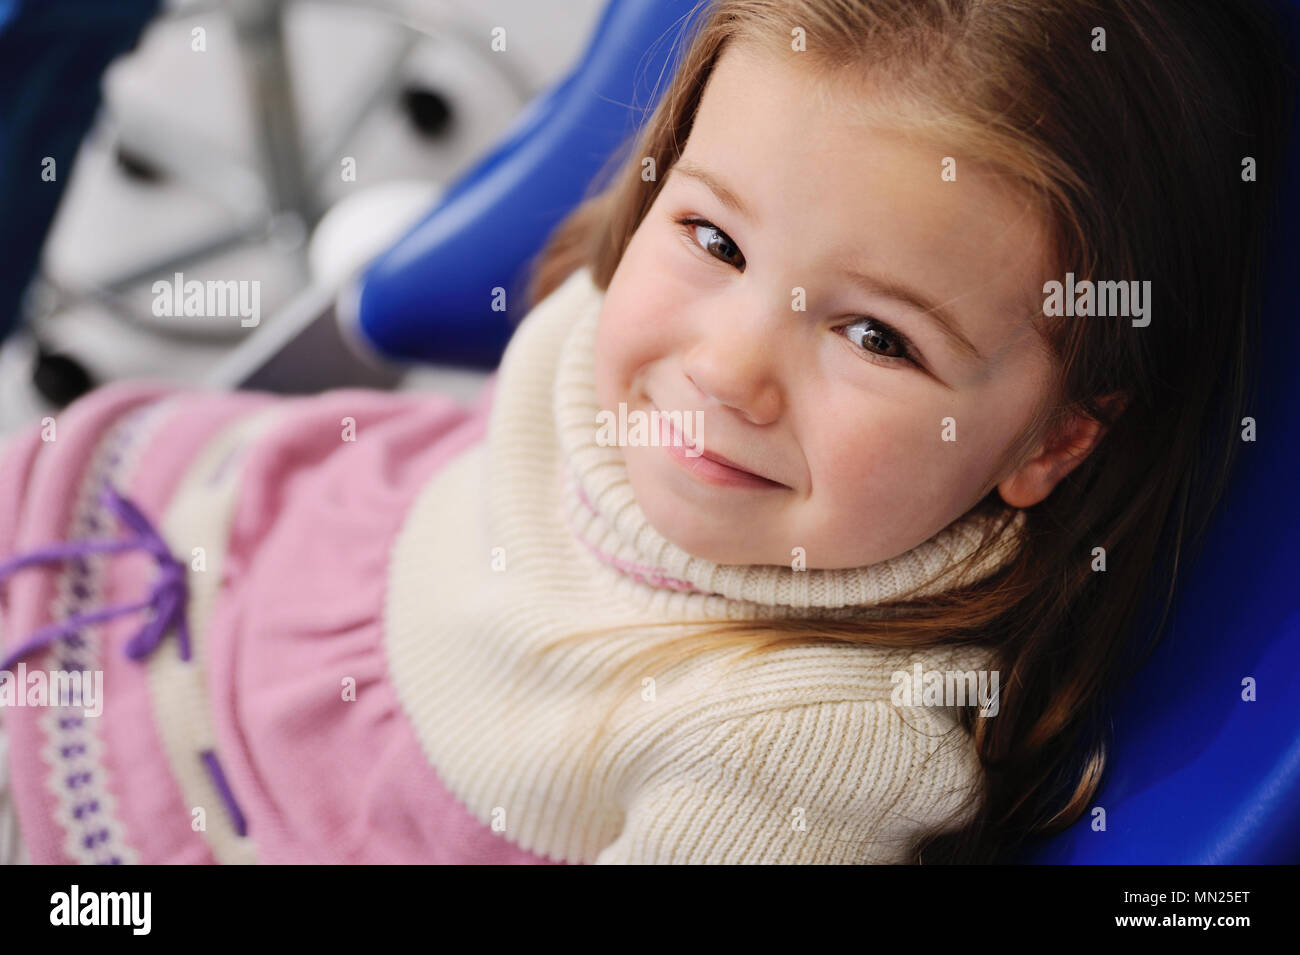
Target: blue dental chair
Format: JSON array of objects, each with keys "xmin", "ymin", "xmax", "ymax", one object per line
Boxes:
[{"xmin": 235, "ymin": 0, "xmax": 1300, "ymax": 862}]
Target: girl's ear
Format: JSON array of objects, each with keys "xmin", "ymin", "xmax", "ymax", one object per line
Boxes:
[{"xmin": 996, "ymin": 392, "xmax": 1128, "ymax": 509}]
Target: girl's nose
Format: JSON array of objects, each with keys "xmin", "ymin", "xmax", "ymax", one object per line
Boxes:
[{"xmin": 681, "ymin": 304, "xmax": 785, "ymax": 425}]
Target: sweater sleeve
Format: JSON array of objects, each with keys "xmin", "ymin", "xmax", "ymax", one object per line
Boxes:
[{"xmin": 593, "ymin": 699, "xmax": 986, "ymax": 865}]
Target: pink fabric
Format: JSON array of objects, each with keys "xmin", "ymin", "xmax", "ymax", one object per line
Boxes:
[
  {"xmin": 100, "ymin": 387, "xmax": 280, "ymax": 863},
  {"xmin": 0, "ymin": 380, "xmax": 182, "ymax": 864},
  {"xmin": 0, "ymin": 372, "xmax": 565, "ymax": 863}
]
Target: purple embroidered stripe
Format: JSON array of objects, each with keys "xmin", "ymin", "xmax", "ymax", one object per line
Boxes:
[
  {"xmin": 41, "ymin": 412, "xmax": 153, "ymax": 864},
  {"xmin": 0, "ymin": 472, "xmax": 249, "ymax": 857},
  {"xmin": 200, "ymin": 749, "xmax": 247, "ymax": 837}
]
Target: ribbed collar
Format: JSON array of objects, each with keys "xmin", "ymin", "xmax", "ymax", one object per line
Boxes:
[{"xmin": 550, "ymin": 266, "xmax": 1027, "ymax": 614}]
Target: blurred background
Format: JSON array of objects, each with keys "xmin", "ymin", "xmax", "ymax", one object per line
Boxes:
[{"xmin": 0, "ymin": 0, "xmax": 606, "ymax": 441}]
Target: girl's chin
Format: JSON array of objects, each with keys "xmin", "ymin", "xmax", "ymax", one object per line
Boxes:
[{"xmin": 643, "ymin": 508, "xmax": 774, "ymax": 565}]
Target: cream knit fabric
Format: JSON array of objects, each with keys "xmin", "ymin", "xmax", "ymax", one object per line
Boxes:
[{"xmin": 386, "ymin": 265, "xmax": 1025, "ymax": 864}]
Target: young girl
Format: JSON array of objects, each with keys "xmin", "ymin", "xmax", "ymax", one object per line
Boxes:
[{"xmin": 0, "ymin": 0, "xmax": 1290, "ymax": 865}]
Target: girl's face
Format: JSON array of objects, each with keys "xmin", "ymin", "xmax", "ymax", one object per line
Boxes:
[{"xmin": 594, "ymin": 41, "xmax": 1080, "ymax": 570}]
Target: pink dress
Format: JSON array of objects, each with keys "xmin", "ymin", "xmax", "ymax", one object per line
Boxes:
[{"xmin": 0, "ymin": 376, "xmax": 565, "ymax": 864}]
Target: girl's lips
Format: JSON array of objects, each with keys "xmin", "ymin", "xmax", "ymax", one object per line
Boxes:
[{"xmin": 655, "ymin": 410, "xmax": 785, "ymax": 490}]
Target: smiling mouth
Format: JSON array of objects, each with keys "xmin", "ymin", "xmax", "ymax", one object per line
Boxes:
[{"xmin": 653, "ymin": 404, "xmax": 787, "ymax": 490}]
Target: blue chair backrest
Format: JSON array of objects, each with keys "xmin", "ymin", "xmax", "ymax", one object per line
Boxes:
[
  {"xmin": 358, "ymin": 0, "xmax": 1300, "ymax": 863},
  {"xmin": 1018, "ymin": 0, "xmax": 1300, "ymax": 864}
]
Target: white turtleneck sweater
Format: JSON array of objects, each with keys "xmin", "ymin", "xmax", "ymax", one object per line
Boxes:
[{"xmin": 385, "ymin": 265, "xmax": 1025, "ymax": 864}]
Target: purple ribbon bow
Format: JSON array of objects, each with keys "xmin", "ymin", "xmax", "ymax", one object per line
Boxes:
[{"xmin": 0, "ymin": 481, "xmax": 191, "ymax": 672}]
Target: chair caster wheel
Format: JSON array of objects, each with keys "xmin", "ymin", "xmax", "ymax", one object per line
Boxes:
[
  {"xmin": 401, "ymin": 86, "xmax": 453, "ymax": 138},
  {"xmin": 115, "ymin": 144, "xmax": 165, "ymax": 183},
  {"xmin": 32, "ymin": 344, "xmax": 96, "ymax": 408}
]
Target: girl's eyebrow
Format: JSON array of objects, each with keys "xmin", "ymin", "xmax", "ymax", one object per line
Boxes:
[
  {"xmin": 838, "ymin": 267, "xmax": 985, "ymax": 364},
  {"xmin": 672, "ymin": 157, "xmax": 984, "ymax": 366},
  {"xmin": 671, "ymin": 158, "xmax": 755, "ymax": 222}
]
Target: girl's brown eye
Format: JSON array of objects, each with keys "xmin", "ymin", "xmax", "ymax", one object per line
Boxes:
[
  {"xmin": 680, "ymin": 216, "xmax": 746, "ymax": 270},
  {"xmin": 843, "ymin": 317, "xmax": 916, "ymax": 366}
]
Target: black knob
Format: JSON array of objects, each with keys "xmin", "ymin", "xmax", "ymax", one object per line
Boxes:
[
  {"xmin": 401, "ymin": 86, "xmax": 453, "ymax": 138},
  {"xmin": 32, "ymin": 344, "xmax": 96, "ymax": 407},
  {"xmin": 114, "ymin": 144, "xmax": 164, "ymax": 183}
]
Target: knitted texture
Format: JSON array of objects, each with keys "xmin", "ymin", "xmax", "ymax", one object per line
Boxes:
[{"xmin": 385, "ymin": 265, "xmax": 1024, "ymax": 863}]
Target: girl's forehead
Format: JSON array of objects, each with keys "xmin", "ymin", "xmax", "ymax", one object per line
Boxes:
[{"xmin": 679, "ymin": 44, "xmax": 1054, "ymax": 352}]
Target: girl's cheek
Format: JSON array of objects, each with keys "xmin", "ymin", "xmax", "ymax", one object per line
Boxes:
[
  {"xmin": 597, "ymin": 306, "xmax": 660, "ymax": 402},
  {"xmin": 593, "ymin": 317, "xmax": 629, "ymax": 407}
]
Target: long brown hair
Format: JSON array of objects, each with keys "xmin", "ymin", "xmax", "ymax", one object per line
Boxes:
[{"xmin": 510, "ymin": 0, "xmax": 1294, "ymax": 863}]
